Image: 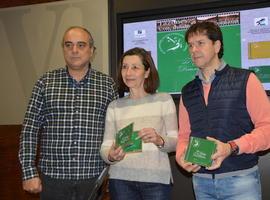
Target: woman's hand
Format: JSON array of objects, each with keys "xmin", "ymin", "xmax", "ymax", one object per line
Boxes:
[
  {"xmin": 138, "ymin": 128, "xmax": 164, "ymax": 146},
  {"xmin": 108, "ymin": 143, "xmax": 126, "ymax": 162}
]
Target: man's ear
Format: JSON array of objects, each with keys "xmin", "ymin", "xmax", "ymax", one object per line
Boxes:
[
  {"xmin": 214, "ymin": 40, "xmax": 221, "ymax": 54},
  {"xmin": 90, "ymin": 46, "xmax": 96, "ymax": 62}
]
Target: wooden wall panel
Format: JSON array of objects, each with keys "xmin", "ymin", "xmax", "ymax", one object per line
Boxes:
[
  {"xmin": 0, "ymin": 125, "xmax": 110, "ymax": 200},
  {"xmin": 0, "ymin": 125, "xmax": 39, "ymax": 200}
]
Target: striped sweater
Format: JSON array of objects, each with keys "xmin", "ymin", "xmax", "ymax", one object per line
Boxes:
[{"xmin": 100, "ymin": 93, "xmax": 178, "ymax": 184}]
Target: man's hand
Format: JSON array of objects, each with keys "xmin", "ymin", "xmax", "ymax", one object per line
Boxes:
[
  {"xmin": 207, "ymin": 137, "xmax": 231, "ymax": 170},
  {"xmin": 22, "ymin": 177, "xmax": 42, "ymax": 193},
  {"xmin": 176, "ymin": 150, "xmax": 201, "ymax": 173}
]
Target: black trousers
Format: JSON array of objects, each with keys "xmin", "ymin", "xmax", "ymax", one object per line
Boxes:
[{"xmin": 40, "ymin": 173, "xmax": 98, "ymax": 200}]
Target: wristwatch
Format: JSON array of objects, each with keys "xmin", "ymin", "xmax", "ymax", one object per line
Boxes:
[
  {"xmin": 228, "ymin": 141, "xmax": 239, "ymax": 156},
  {"xmin": 156, "ymin": 136, "xmax": 165, "ymax": 148}
]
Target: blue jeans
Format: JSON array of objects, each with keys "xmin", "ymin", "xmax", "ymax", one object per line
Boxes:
[
  {"xmin": 40, "ymin": 173, "xmax": 98, "ymax": 200},
  {"xmin": 109, "ymin": 179, "xmax": 172, "ymax": 200},
  {"xmin": 192, "ymin": 168, "xmax": 262, "ymax": 200}
]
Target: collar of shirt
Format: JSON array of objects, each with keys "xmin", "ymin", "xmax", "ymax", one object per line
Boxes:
[
  {"xmin": 65, "ymin": 65, "xmax": 91, "ymax": 87},
  {"xmin": 196, "ymin": 59, "xmax": 227, "ymax": 84}
]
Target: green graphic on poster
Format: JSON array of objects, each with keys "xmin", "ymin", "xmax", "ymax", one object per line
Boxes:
[
  {"xmin": 157, "ymin": 25, "xmax": 241, "ymax": 93},
  {"xmin": 249, "ymin": 66, "xmax": 270, "ymax": 83},
  {"xmin": 222, "ymin": 25, "xmax": 241, "ymax": 68},
  {"xmin": 157, "ymin": 31, "xmax": 196, "ymax": 93}
]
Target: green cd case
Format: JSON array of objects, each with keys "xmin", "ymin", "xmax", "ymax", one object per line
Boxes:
[
  {"xmin": 184, "ymin": 136, "xmax": 217, "ymax": 167},
  {"xmin": 115, "ymin": 123, "xmax": 142, "ymax": 153}
]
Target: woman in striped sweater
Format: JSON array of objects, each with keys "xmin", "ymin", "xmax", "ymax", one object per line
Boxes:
[{"xmin": 100, "ymin": 47, "xmax": 178, "ymax": 200}]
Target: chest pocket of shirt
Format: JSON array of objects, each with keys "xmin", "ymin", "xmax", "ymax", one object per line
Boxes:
[
  {"xmin": 43, "ymin": 91, "xmax": 73, "ymax": 117},
  {"xmin": 82, "ymin": 89, "xmax": 110, "ymax": 117}
]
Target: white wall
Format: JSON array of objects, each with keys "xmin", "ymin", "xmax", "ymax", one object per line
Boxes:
[{"xmin": 0, "ymin": 0, "xmax": 108, "ymax": 124}]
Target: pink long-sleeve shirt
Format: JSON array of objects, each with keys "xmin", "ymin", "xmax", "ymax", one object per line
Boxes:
[{"xmin": 176, "ymin": 73, "xmax": 270, "ymax": 159}]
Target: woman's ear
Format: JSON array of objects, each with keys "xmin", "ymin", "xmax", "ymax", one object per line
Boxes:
[{"xmin": 145, "ymin": 69, "xmax": 150, "ymax": 78}]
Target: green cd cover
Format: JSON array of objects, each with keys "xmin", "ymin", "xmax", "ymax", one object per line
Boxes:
[
  {"xmin": 115, "ymin": 123, "xmax": 142, "ymax": 153},
  {"xmin": 184, "ymin": 136, "xmax": 217, "ymax": 167},
  {"xmin": 124, "ymin": 131, "xmax": 142, "ymax": 153}
]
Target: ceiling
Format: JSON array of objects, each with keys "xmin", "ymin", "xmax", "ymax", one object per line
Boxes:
[{"xmin": 0, "ymin": 0, "xmax": 63, "ymax": 9}]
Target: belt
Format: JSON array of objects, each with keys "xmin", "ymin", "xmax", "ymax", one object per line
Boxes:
[{"xmin": 194, "ymin": 165, "xmax": 258, "ymax": 179}]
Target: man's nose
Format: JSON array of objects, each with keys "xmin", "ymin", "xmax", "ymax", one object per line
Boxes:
[
  {"xmin": 71, "ymin": 44, "xmax": 79, "ymax": 53},
  {"xmin": 190, "ymin": 45, "xmax": 198, "ymax": 53}
]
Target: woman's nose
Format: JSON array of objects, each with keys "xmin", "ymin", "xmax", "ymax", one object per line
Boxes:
[{"xmin": 126, "ymin": 67, "xmax": 132, "ymax": 75}]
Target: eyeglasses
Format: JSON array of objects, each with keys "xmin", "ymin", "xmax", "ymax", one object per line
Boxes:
[{"xmin": 63, "ymin": 41, "xmax": 89, "ymax": 50}]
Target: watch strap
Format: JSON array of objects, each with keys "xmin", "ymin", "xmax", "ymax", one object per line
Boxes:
[{"xmin": 228, "ymin": 141, "xmax": 239, "ymax": 156}]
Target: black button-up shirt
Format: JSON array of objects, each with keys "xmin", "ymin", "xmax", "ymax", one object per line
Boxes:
[{"xmin": 19, "ymin": 67, "xmax": 118, "ymax": 180}]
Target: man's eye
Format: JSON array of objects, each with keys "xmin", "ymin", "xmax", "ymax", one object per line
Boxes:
[
  {"xmin": 64, "ymin": 43, "xmax": 73, "ymax": 48},
  {"xmin": 78, "ymin": 43, "xmax": 86, "ymax": 48},
  {"xmin": 198, "ymin": 41, "xmax": 204, "ymax": 46}
]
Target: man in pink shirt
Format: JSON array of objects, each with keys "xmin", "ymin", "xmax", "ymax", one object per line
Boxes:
[{"xmin": 176, "ymin": 21, "xmax": 270, "ymax": 200}]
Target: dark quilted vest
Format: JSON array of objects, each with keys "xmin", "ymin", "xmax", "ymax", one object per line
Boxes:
[{"xmin": 182, "ymin": 65, "xmax": 258, "ymax": 174}]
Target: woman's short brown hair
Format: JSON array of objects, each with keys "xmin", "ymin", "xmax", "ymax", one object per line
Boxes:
[{"xmin": 117, "ymin": 47, "xmax": 160, "ymax": 94}]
